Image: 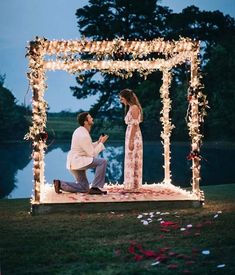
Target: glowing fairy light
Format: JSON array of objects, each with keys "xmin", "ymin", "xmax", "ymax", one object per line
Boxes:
[{"xmin": 25, "ymin": 36, "xmax": 207, "ymax": 202}]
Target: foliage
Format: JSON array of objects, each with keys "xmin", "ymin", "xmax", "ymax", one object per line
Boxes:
[
  {"xmin": 0, "ymin": 75, "xmax": 30, "ymax": 142},
  {"xmin": 71, "ymin": 1, "xmax": 235, "ymax": 141},
  {"xmin": 72, "ymin": 0, "xmax": 171, "ymax": 116},
  {"xmin": 203, "ymin": 35, "xmax": 235, "ymax": 140}
]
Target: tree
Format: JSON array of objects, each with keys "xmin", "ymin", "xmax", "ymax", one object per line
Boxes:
[
  {"xmin": 72, "ymin": 1, "xmax": 235, "ymax": 140},
  {"xmin": 167, "ymin": 6, "xmax": 235, "ymax": 60},
  {"xmin": 0, "ymin": 75, "xmax": 29, "ymax": 142},
  {"xmin": 72, "ymin": 0, "xmax": 170, "ymax": 114},
  {"xmin": 203, "ymin": 34, "xmax": 235, "ymax": 140}
]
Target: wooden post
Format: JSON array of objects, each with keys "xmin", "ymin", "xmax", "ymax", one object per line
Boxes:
[
  {"xmin": 28, "ymin": 40, "xmax": 47, "ymax": 203},
  {"xmin": 190, "ymin": 51, "xmax": 201, "ymax": 195},
  {"xmin": 160, "ymin": 69, "xmax": 173, "ymax": 184}
]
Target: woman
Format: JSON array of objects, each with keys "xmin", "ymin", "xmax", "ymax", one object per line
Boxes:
[{"xmin": 119, "ymin": 88, "xmax": 143, "ymax": 190}]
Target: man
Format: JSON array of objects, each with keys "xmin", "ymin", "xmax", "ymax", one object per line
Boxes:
[{"xmin": 53, "ymin": 112, "xmax": 109, "ymax": 195}]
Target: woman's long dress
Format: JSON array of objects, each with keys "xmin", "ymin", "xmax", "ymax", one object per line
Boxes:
[{"xmin": 124, "ymin": 107, "xmax": 143, "ymax": 190}]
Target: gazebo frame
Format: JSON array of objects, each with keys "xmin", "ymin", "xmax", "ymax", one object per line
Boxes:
[{"xmin": 25, "ymin": 37, "xmax": 207, "ymax": 203}]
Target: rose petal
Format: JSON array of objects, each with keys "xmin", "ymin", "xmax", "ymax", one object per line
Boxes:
[
  {"xmin": 161, "ymin": 228, "xmax": 170, "ymax": 232},
  {"xmin": 143, "ymin": 250, "xmax": 156, "ymax": 257},
  {"xmin": 128, "ymin": 246, "xmax": 135, "ymax": 254},
  {"xmin": 151, "ymin": 261, "xmax": 160, "ymax": 266},
  {"xmin": 217, "ymin": 264, "xmax": 225, "ymax": 268},
  {"xmin": 134, "ymin": 254, "xmax": 144, "ymax": 261},
  {"xmin": 182, "ymin": 269, "xmax": 192, "ymax": 274},
  {"xmin": 68, "ymin": 196, "xmax": 77, "ymax": 201},
  {"xmin": 185, "ymin": 260, "xmax": 195, "ymax": 265},
  {"xmin": 195, "ymin": 223, "xmax": 203, "ymax": 229},
  {"xmin": 168, "ymin": 251, "xmax": 177, "ymax": 257},
  {"xmin": 202, "ymin": 250, "xmax": 210, "ymax": 255},
  {"xmin": 167, "ymin": 264, "xmax": 178, "ymax": 269}
]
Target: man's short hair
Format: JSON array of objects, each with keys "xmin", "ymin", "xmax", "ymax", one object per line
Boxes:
[{"xmin": 77, "ymin": 112, "xmax": 89, "ymax": 126}]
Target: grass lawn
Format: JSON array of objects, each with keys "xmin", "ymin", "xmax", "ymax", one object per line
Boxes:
[
  {"xmin": 46, "ymin": 116, "xmax": 77, "ymax": 140},
  {"xmin": 45, "ymin": 116, "xmax": 124, "ymax": 141},
  {"xmin": 0, "ymin": 184, "xmax": 235, "ymax": 275}
]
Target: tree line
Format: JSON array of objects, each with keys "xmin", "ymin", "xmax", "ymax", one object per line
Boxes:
[{"xmin": 0, "ymin": 75, "xmax": 29, "ymax": 143}]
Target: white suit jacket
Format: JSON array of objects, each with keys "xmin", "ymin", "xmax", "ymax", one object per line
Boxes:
[{"xmin": 66, "ymin": 126, "xmax": 105, "ymax": 170}]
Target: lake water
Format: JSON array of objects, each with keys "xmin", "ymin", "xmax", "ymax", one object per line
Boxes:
[{"xmin": 0, "ymin": 141, "xmax": 235, "ymax": 199}]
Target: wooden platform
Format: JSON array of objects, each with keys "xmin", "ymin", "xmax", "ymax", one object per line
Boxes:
[{"xmin": 31, "ymin": 183, "xmax": 203, "ymax": 215}]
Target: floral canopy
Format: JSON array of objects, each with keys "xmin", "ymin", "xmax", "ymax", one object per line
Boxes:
[{"xmin": 25, "ymin": 37, "xmax": 208, "ymax": 203}]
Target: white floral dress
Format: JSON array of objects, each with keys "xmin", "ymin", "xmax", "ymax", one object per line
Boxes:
[{"xmin": 124, "ymin": 107, "xmax": 143, "ymax": 190}]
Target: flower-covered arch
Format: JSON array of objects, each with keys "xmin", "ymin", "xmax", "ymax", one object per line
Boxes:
[{"xmin": 25, "ymin": 37, "xmax": 208, "ymax": 203}]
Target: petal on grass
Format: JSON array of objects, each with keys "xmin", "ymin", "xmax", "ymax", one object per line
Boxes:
[
  {"xmin": 151, "ymin": 261, "xmax": 160, "ymax": 266},
  {"xmin": 68, "ymin": 196, "xmax": 77, "ymax": 201},
  {"xmin": 134, "ymin": 254, "xmax": 144, "ymax": 261},
  {"xmin": 128, "ymin": 245, "xmax": 135, "ymax": 254},
  {"xmin": 161, "ymin": 228, "xmax": 170, "ymax": 232},
  {"xmin": 168, "ymin": 251, "xmax": 177, "ymax": 257},
  {"xmin": 185, "ymin": 260, "xmax": 195, "ymax": 265},
  {"xmin": 202, "ymin": 250, "xmax": 210, "ymax": 255},
  {"xmin": 182, "ymin": 269, "xmax": 192, "ymax": 274},
  {"xmin": 217, "ymin": 264, "xmax": 225, "ymax": 268},
  {"xmin": 143, "ymin": 250, "xmax": 156, "ymax": 257},
  {"xmin": 161, "ymin": 221, "xmax": 178, "ymax": 227},
  {"xmin": 167, "ymin": 264, "xmax": 178, "ymax": 269}
]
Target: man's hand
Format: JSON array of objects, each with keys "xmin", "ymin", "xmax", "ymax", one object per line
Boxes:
[{"xmin": 99, "ymin": 134, "xmax": 109, "ymax": 144}]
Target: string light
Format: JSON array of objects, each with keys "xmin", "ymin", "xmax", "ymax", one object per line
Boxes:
[{"xmin": 25, "ymin": 36, "xmax": 208, "ymax": 202}]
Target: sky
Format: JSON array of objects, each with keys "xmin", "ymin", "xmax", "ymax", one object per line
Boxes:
[{"xmin": 0, "ymin": 0, "xmax": 235, "ymax": 112}]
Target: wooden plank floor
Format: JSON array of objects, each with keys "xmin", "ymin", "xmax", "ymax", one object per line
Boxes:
[{"xmin": 31, "ymin": 183, "xmax": 203, "ymax": 214}]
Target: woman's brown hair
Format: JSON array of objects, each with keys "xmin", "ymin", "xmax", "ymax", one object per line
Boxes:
[{"xmin": 119, "ymin": 89, "xmax": 143, "ymax": 121}]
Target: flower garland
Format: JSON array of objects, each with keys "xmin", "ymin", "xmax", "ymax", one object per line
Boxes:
[
  {"xmin": 26, "ymin": 36, "xmax": 207, "ymax": 202},
  {"xmin": 160, "ymin": 68, "xmax": 174, "ymax": 184}
]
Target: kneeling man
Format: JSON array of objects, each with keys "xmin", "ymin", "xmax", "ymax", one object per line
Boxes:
[{"xmin": 54, "ymin": 112, "xmax": 109, "ymax": 195}]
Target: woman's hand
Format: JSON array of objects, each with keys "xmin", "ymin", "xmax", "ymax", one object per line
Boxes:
[{"xmin": 129, "ymin": 140, "xmax": 134, "ymax": 151}]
